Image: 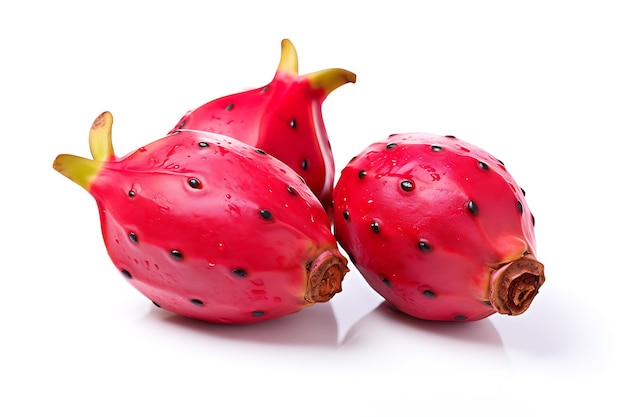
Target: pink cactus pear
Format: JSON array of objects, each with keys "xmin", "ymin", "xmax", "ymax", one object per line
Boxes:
[
  {"xmin": 332, "ymin": 133, "xmax": 545, "ymax": 322},
  {"xmin": 53, "ymin": 112, "xmax": 348, "ymax": 324},
  {"xmin": 169, "ymin": 39, "xmax": 356, "ymax": 211}
]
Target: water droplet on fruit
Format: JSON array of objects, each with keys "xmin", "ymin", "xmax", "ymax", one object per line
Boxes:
[
  {"xmin": 386, "ymin": 143, "xmax": 397, "ymax": 150},
  {"xmin": 431, "ymin": 145, "xmax": 443, "ymax": 152},
  {"xmin": 478, "ymin": 161, "xmax": 489, "ymax": 170},
  {"xmin": 370, "ymin": 221, "xmax": 381, "ymax": 233},
  {"xmin": 190, "ymin": 299, "xmax": 204, "ymax": 306},
  {"xmin": 129, "ymin": 232, "xmax": 138, "ymax": 244},
  {"xmin": 255, "ymin": 148, "xmax": 267, "ymax": 155},
  {"xmin": 343, "ymin": 210, "xmax": 350, "ymax": 221},
  {"xmin": 259, "ymin": 209, "xmax": 273, "ymax": 220},
  {"xmin": 287, "ymin": 185, "xmax": 298, "ymax": 196},
  {"xmin": 128, "ymin": 190, "xmax": 136, "ymax": 197},
  {"xmin": 177, "ymin": 120, "xmax": 186, "ymax": 129},
  {"xmin": 170, "ymin": 250, "xmax": 183, "ymax": 260},
  {"xmin": 218, "ymin": 243, "xmax": 226, "ymax": 251},
  {"xmin": 358, "ymin": 170, "xmax": 367, "ymax": 179},
  {"xmin": 289, "ymin": 119, "xmax": 297, "ymax": 129},
  {"xmin": 198, "ymin": 141, "xmax": 209, "ymax": 148}
]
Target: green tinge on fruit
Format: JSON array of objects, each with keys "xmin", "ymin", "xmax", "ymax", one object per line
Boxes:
[
  {"xmin": 52, "ymin": 154, "xmax": 102, "ymax": 192},
  {"xmin": 276, "ymin": 38, "xmax": 356, "ymax": 95},
  {"xmin": 89, "ymin": 111, "xmax": 115, "ymax": 161},
  {"xmin": 53, "ymin": 111, "xmax": 114, "ymax": 191},
  {"xmin": 277, "ymin": 38, "xmax": 299, "ymax": 74},
  {"xmin": 308, "ymin": 67, "xmax": 357, "ymax": 96}
]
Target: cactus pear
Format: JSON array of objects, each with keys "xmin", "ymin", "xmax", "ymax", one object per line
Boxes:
[
  {"xmin": 53, "ymin": 112, "xmax": 348, "ymax": 324},
  {"xmin": 332, "ymin": 133, "xmax": 545, "ymax": 321},
  {"xmin": 169, "ymin": 39, "xmax": 356, "ymax": 211}
]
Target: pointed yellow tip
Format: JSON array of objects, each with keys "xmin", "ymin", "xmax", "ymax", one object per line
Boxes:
[
  {"xmin": 89, "ymin": 111, "xmax": 115, "ymax": 161},
  {"xmin": 308, "ymin": 68, "xmax": 357, "ymax": 96},
  {"xmin": 277, "ymin": 38, "xmax": 299, "ymax": 74},
  {"xmin": 53, "ymin": 154, "xmax": 103, "ymax": 192}
]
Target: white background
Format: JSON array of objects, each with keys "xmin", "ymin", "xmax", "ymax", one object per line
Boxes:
[{"xmin": 1, "ymin": 1, "xmax": 624, "ymax": 415}]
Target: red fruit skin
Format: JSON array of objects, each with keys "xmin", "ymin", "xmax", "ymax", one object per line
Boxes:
[
  {"xmin": 53, "ymin": 113, "xmax": 347, "ymax": 324},
  {"xmin": 333, "ymin": 133, "xmax": 545, "ymax": 322},
  {"xmin": 169, "ymin": 39, "xmax": 356, "ymax": 212}
]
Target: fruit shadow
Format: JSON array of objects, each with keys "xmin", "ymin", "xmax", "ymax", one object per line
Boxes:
[
  {"xmin": 149, "ymin": 302, "xmax": 339, "ymax": 347},
  {"xmin": 339, "ymin": 301, "xmax": 510, "ymax": 365}
]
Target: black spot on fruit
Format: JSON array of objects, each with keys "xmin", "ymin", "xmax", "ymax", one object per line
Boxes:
[
  {"xmin": 478, "ymin": 161, "xmax": 489, "ymax": 170},
  {"xmin": 418, "ymin": 240, "xmax": 432, "ymax": 252},
  {"xmin": 382, "ymin": 277, "xmax": 392, "ymax": 287},
  {"xmin": 261, "ymin": 85, "xmax": 269, "ymax": 93},
  {"xmin": 531, "ymin": 213, "xmax": 536, "ymax": 226},
  {"xmin": 129, "ymin": 232, "xmax": 138, "ymax": 244},
  {"xmin": 198, "ymin": 141, "xmax": 209, "ymax": 148},
  {"xmin": 358, "ymin": 170, "xmax": 367, "ymax": 179},
  {"xmin": 128, "ymin": 190, "xmax": 136, "ymax": 197},
  {"xmin": 170, "ymin": 250, "xmax": 183, "ymax": 260},
  {"xmin": 467, "ymin": 200, "xmax": 479, "ymax": 215},
  {"xmin": 259, "ymin": 209, "xmax": 273, "ymax": 220},
  {"xmin": 301, "ymin": 159, "xmax": 309, "ymax": 170},
  {"xmin": 188, "ymin": 178, "xmax": 201, "ymax": 189},
  {"xmin": 121, "ymin": 269, "xmax": 132, "ymax": 279},
  {"xmin": 386, "ymin": 143, "xmax": 397, "ymax": 150},
  {"xmin": 343, "ymin": 210, "xmax": 350, "ymax": 221},
  {"xmin": 289, "ymin": 119, "xmax": 297, "ymax": 129},
  {"xmin": 190, "ymin": 299, "xmax": 204, "ymax": 306},
  {"xmin": 178, "ymin": 120, "xmax": 186, "ymax": 129},
  {"xmin": 255, "ymin": 148, "xmax": 267, "ymax": 155},
  {"xmin": 251, "ymin": 310, "xmax": 265, "ymax": 317},
  {"xmin": 370, "ymin": 221, "xmax": 381, "ymax": 233},
  {"xmin": 225, "ymin": 103, "xmax": 235, "ymax": 111},
  {"xmin": 152, "ymin": 301, "xmax": 161, "ymax": 308},
  {"xmin": 232, "ymin": 268, "xmax": 247, "ymax": 277},
  {"xmin": 454, "ymin": 315, "xmax": 467, "ymax": 321},
  {"xmin": 287, "ymin": 185, "xmax": 298, "ymax": 196},
  {"xmin": 517, "ymin": 200, "xmax": 524, "ymax": 214},
  {"xmin": 423, "ymin": 290, "xmax": 436, "ymax": 298},
  {"xmin": 444, "ymin": 135, "xmax": 456, "ymax": 138},
  {"xmin": 400, "ymin": 179, "xmax": 415, "ymax": 192}
]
